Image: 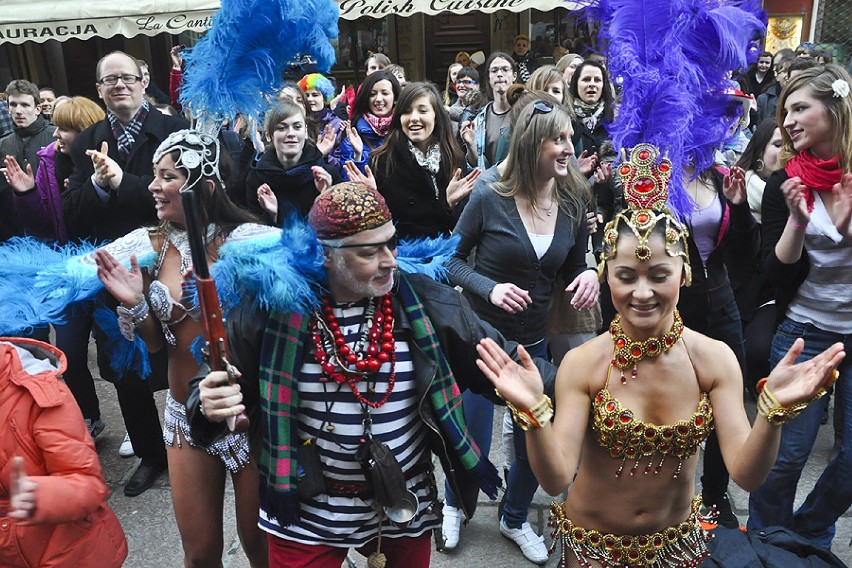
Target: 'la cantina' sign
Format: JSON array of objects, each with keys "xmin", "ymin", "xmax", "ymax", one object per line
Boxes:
[{"xmin": 336, "ymin": 0, "xmax": 584, "ymax": 19}]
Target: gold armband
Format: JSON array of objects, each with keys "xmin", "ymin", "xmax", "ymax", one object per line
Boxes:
[{"xmin": 497, "ymin": 391, "xmax": 554, "ymax": 431}]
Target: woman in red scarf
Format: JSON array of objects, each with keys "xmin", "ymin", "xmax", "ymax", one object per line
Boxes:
[
  {"xmin": 748, "ymin": 63, "xmax": 852, "ymax": 550},
  {"xmin": 339, "ymin": 71, "xmax": 400, "ymax": 177}
]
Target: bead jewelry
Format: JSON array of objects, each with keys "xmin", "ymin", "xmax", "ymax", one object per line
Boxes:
[
  {"xmin": 116, "ymin": 297, "xmax": 150, "ymax": 341},
  {"xmin": 312, "ymin": 294, "xmax": 396, "ymax": 409},
  {"xmin": 609, "ymin": 310, "xmax": 684, "ymax": 384}
]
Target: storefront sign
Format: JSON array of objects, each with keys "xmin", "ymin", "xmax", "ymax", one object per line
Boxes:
[
  {"xmin": 0, "ymin": 8, "xmax": 216, "ymax": 45},
  {"xmin": 337, "ymin": 0, "xmax": 585, "ymax": 19}
]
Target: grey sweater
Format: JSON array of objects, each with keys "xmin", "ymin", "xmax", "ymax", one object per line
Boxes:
[{"xmin": 448, "ymin": 168, "xmax": 591, "ymax": 345}]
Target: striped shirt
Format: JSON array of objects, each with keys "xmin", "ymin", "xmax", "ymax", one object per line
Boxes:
[
  {"xmin": 787, "ymin": 196, "xmax": 852, "ymax": 334},
  {"xmin": 260, "ymin": 301, "xmax": 438, "ymax": 546}
]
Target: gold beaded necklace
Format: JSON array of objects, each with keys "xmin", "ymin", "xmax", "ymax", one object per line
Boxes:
[{"xmin": 609, "ymin": 310, "xmax": 684, "ymax": 384}]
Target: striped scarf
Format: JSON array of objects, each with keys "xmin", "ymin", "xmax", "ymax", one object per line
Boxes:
[
  {"xmin": 107, "ymin": 101, "xmax": 149, "ymax": 159},
  {"xmin": 258, "ymin": 273, "xmax": 501, "ymax": 524}
]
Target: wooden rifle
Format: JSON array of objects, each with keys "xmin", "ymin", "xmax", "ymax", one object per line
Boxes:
[{"xmin": 180, "ymin": 188, "xmax": 249, "ymax": 433}]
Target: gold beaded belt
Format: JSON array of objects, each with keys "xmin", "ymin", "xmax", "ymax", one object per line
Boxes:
[{"xmin": 548, "ymin": 496, "xmax": 713, "ymax": 567}]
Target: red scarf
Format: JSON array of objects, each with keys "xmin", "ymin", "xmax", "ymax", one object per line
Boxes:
[
  {"xmin": 785, "ymin": 150, "xmax": 843, "ymax": 212},
  {"xmin": 363, "ymin": 112, "xmax": 393, "ymax": 138}
]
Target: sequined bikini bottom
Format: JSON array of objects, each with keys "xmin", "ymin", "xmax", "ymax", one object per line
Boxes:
[
  {"xmin": 163, "ymin": 390, "xmax": 251, "ymax": 473},
  {"xmin": 548, "ymin": 495, "xmax": 713, "ymax": 567}
]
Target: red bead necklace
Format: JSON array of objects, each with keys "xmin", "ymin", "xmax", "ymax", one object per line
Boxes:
[{"xmin": 312, "ymin": 294, "xmax": 396, "ymax": 409}]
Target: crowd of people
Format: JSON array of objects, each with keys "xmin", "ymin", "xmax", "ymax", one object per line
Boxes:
[{"xmin": 0, "ymin": 18, "xmax": 851, "ymax": 568}]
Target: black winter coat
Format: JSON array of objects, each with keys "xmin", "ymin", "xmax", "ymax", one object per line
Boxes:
[
  {"xmin": 244, "ymin": 142, "xmax": 340, "ymax": 224},
  {"xmin": 371, "ymin": 139, "xmax": 460, "ymax": 239},
  {"xmin": 64, "ymin": 110, "xmax": 188, "ymax": 241}
]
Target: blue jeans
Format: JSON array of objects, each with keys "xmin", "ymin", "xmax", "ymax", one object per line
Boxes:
[
  {"xmin": 747, "ymin": 318, "xmax": 852, "ymax": 548},
  {"xmin": 445, "ymin": 340, "xmax": 547, "ymax": 530}
]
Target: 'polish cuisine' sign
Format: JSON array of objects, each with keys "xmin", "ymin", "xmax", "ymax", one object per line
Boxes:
[{"xmin": 337, "ymin": 0, "xmax": 583, "ymax": 18}]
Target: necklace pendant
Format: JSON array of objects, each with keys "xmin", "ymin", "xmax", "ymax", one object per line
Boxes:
[{"xmin": 326, "ymin": 424, "xmax": 335, "ymax": 432}]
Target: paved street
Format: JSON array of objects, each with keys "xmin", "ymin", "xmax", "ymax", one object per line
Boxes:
[{"xmin": 91, "ymin": 373, "xmax": 851, "ymax": 567}]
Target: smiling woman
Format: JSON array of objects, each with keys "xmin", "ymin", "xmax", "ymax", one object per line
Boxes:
[
  {"xmin": 748, "ymin": 63, "xmax": 852, "ymax": 548},
  {"xmin": 243, "ymin": 100, "xmax": 341, "ymax": 224},
  {"xmin": 368, "ymin": 82, "xmax": 475, "ymax": 239}
]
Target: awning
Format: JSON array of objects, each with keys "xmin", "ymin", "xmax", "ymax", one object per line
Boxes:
[
  {"xmin": 0, "ymin": 1, "xmax": 218, "ymax": 45},
  {"xmin": 0, "ymin": 0, "xmax": 586, "ymax": 45}
]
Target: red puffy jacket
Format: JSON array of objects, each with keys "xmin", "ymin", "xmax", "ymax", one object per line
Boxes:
[{"xmin": 0, "ymin": 337, "xmax": 127, "ymax": 568}]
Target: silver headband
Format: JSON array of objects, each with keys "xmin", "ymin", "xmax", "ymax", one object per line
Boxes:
[{"xmin": 152, "ymin": 129, "xmax": 223, "ymax": 191}]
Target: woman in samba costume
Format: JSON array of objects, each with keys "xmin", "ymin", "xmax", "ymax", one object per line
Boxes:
[
  {"xmin": 470, "ymin": 0, "xmax": 845, "ymax": 566},
  {"xmin": 475, "ymin": 143, "xmax": 843, "ymax": 567},
  {"xmin": 92, "ymin": 130, "xmax": 276, "ymax": 567}
]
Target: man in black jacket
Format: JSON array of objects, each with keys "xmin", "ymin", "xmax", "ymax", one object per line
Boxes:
[
  {"xmin": 188, "ymin": 183, "xmax": 556, "ymax": 567},
  {"xmin": 64, "ymin": 51, "xmax": 188, "ymax": 497},
  {"xmin": 0, "ymin": 79, "xmax": 56, "ymax": 241}
]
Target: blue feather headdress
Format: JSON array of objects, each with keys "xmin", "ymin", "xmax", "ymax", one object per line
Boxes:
[
  {"xmin": 179, "ymin": 0, "xmax": 339, "ymax": 136},
  {"xmin": 584, "ymin": 0, "xmax": 766, "ymax": 217}
]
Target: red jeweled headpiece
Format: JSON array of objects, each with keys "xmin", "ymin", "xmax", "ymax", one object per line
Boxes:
[{"xmin": 598, "ymin": 144, "xmax": 691, "ymax": 284}]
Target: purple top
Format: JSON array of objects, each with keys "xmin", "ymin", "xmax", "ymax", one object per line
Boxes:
[{"xmin": 12, "ymin": 142, "xmax": 69, "ymax": 244}]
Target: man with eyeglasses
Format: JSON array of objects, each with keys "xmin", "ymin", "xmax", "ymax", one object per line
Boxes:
[
  {"xmin": 461, "ymin": 52, "xmax": 517, "ymax": 171},
  {"xmin": 188, "ymin": 181, "xmax": 557, "ymax": 567},
  {"xmin": 62, "ymin": 50, "xmax": 187, "ymax": 498}
]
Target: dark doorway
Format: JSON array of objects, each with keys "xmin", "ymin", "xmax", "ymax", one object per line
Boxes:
[{"xmin": 423, "ymin": 12, "xmax": 491, "ymax": 87}]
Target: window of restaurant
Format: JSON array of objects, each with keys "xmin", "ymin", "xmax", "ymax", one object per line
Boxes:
[
  {"xmin": 331, "ymin": 17, "xmax": 390, "ymax": 87},
  {"xmin": 529, "ymin": 8, "xmax": 590, "ymax": 64}
]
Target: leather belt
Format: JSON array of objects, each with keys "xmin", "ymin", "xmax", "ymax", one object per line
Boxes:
[{"xmin": 324, "ymin": 461, "xmax": 430, "ymax": 498}]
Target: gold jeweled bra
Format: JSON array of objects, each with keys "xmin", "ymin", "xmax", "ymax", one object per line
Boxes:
[{"xmin": 592, "ymin": 387, "xmax": 713, "ymax": 479}]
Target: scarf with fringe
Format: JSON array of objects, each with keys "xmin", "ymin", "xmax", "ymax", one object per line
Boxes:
[{"xmin": 257, "ymin": 270, "xmax": 501, "ymax": 525}]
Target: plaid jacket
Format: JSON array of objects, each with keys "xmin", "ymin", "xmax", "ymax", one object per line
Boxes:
[{"xmin": 187, "ymin": 271, "xmax": 558, "ymax": 520}]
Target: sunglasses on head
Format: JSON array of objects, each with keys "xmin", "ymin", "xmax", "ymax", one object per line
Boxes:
[
  {"xmin": 526, "ymin": 100, "xmax": 555, "ymax": 128},
  {"xmin": 323, "ymin": 233, "xmax": 399, "ymax": 252}
]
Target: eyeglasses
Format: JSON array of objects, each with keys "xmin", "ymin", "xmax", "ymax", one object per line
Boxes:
[
  {"xmin": 323, "ymin": 233, "xmax": 399, "ymax": 252},
  {"xmin": 525, "ymin": 100, "xmax": 554, "ymax": 128},
  {"xmin": 97, "ymin": 74, "xmax": 142, "ymax": 86},
  {"xmin": 456, "ymin": 79, "xmax": 477, "ymax": 86},
  {"xmin": 489, "ymin": 66, "xmax": 512, "ymax": 76}
]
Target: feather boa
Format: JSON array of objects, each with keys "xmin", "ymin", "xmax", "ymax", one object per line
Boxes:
[
  {"xmin": 584, "ymin": 0, "xmax": 765, "ymax": 218},
  {"xmin": 179, "ymin": 0, "xmax": 339, "ymax": 137},
  {"xmin": 0, "ymin": 218, "xmax": 460, "ymax": 379}
]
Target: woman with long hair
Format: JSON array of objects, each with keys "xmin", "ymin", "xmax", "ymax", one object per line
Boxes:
[
  {"xmin": 527, "ymin": 65, "xmax": 569, "ymax": 106},
  {"xmin": 360, "ymin": 82, "xmax": 480, "ymax": 238},
  {"xmin": 339, "ymin": 70, "xmax": 400, "ymax": 175},
  {"xmin": 569, "ymin": 60, "xmax": 615, "ymax": 158},
  {"xmin": 443, "ymin": 62, "xmax": 463, "ymax": 107},
  {"xmin": 748, "ymin": 64, "xmax": 852, "ymax": 549},
  {"xmin": 441, "ymin": 98, "xmax": 599, "ymax": 564},
  {"xmin": 474, "ymin": 139, "xmax": 842, "ymax": 567},
  {"xmin": 555, "ymin": 53, "xmax": 583, "ymax": 92},
  {"xmin": 93, "ymin": 130, "xmax": 274, "ymax": 567},
  {"xmin": 245, "ymin": 100, "xmax": 340, "ymax": 224}
]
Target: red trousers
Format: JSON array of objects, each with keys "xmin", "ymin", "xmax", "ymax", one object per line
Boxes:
[{"xmin": 267, "ymin": 532, "xmax": 432, "ymax": 568}]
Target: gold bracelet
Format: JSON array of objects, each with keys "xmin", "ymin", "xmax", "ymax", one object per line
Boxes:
[
  {"xmin": 496, "ymin": 390, "xmax": 553, "ymax": 431},
  {"xmin": 757, "ymin": 383, "xmax": 827, "ymax": 426}
]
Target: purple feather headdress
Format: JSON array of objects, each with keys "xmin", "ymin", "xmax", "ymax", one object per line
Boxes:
[
  {"xmin": 179, "ymin": 0, "xmax": 339, "ymax": 136},
  {"xmin": 584, "ymin": 0, "xmax": 765, "ymax": 217}
]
